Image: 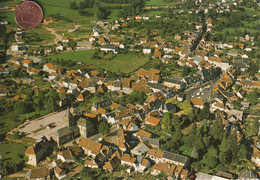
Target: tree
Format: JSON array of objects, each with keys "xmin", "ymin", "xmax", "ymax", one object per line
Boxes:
[
  {"xmin": 210, "ymin": 117, "xmax": 224, "ymax": 142},
  {"xmin": 14, "ymin": 101, "xmax": 26, "ymax": 114},
  {"xmin": 182, "ymin": 66, "xmax": 190, "ymax": 77},
  {"xmin": 70, "ymin": 2, "xmax": 78, "ymax": 9},
  {"xmin": 206, "ymin": 155, "xmax": 218, "ymax": 168},
  {"xmin": 219, "ymin": 149, "xmax": 232, "ymax": 164},
  {"xmin": 181, "ymin": 100, "xmax": 193, "ymax": 115},
  {"xmin": 99, "ymin": 120, "xmax": 110, "ymax": 136},
  {"xmin": 237, "ymin": 144, "xmax": 248, "ymax": 159}
]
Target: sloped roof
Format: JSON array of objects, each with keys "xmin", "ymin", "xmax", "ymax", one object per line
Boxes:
[
  {"xmin": 78, "ymin": 138, "xmax": 102, "ymax": 156},
  {"xmin": 145, "ymin": 116, "xmax": 160, "ymax": 126}
]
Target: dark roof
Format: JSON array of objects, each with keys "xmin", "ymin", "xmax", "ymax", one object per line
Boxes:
[
  {"xmin": 101, "ymin": 43, "xmax": 116, "ymax": 49},
  {"xmin": 162, "ymin": 151, "xmax": 188, "ymax": 164},
  {"xmin": 27, "ymin": 167, "xmax": 49, "ymax": 179},
  {"xmin": 141, "ymin": 137, "xmax": 159, "ymax": 148},
  {"xmin": 164, "ymin": 77, "xmax": 183, "ymax": 85},
  {"xmin": 52, "ymin": 126, "xmax": 72, "ymax": 137},
  {"xmin": 147, "ymin": 83, "xmax": 165, "ymax": 90}
]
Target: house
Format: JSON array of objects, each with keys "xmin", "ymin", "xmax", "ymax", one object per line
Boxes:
[
  {"xmin": 103, "ymin": 155, "xmax": 121, "ymax": 171},
  {"xmin": 143, "ymin": 46, "xmax": 152, "ymax": 54},
  {"xmin": 25, "ymin": 136, "xmax": 50, "ymax": 166},
  {"xmin": 22, "ymin": 60, "xmax": 33, "ymax": 67},
  {"xmin": 62, "ymin": 37, "xmax": 69, "ymax": 43},
  {"xmin": 100, "ymin": 43, "xmax": 116, "ymax": 53},
  {"xmin": 141, "ymin": 137, "xmax": 160, "ymax": 149},
  {"xmin": 143, "ymin": 15, "xmax": 150, "ymax": 20},
  {"xmin": 134, "ymin": 129, "xmax": 152, "ymax": 139},
  {"xmin": 27, "ymin": 67, "xmax": 40, "ymax": 76},
  {"xmin": 27, "ymin": 167, "xmax": 50, "ymax": 180},
  {"xmin": 43, "ymin": 63, "xmax": 56, "ymax": 74},
  {"xmin": 78, "ymin": 137, "xmax": 102, "ymax": 157},
  {"xmin": 251, "ymin": 146, "xmax": 260, "ymax": 167},
  {"xmin": 163, "ymin": 77, "xmax": 185, "ymax": 89},
  {"xmin": 191, "ymin": 97, "xmax": 204, "ymax": 109},
  {"xmin": 161, "ymin": 151, "xmax": 189, "ymax": 167},
  {"xmin": 131, "ymin": 143, "xmax": 150, "ymax": 156},
  {"xmin": 121, "ymin": 154, "xmax": 137, "ymax": 167},
  {"xmin": 85, "ymin": 158, "xmax": 99, "ymax": 168},
  {"xmin": 54, "ymin": 162, "xmax": 70, "ymax": 180},
  {"xmin": 57, "ymin": 146, "xmax": 83, "ymax": 163},
  {"xmin": 146, "ymin": 149, "xmax": 163, "ymax": 163},
  {"xmin": 145, "ymin": 116, "xmax": 161, "ymax": 127},
  {"xmin": 137, "ymin": 158, "xmax": 150, "ymax": 172},
  {"xmin": 151, "ymin": 162, "xmax": 176, "ymax": 176},
  {"xmin": 56, "ymin": 45, "xmax": 64, "ymax": 51},
  {"xmin": 135, "ymin": 15, "xmax": 142, "ymax": 20},
  {"xmin": 43, "ymin": 17, "xmax": 53, "ymax": 24},
  {"xmin": 174, "ymin": 34, "xmax": 182, "ymax": 41},
  {"xmin": 153, "ymin": 51, "xmax": 162, "ymax": 58}
]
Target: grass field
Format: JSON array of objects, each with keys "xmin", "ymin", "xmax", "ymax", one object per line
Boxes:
[
  {"xmin": 44, "ymin": 50, "xmax": 96, "ymax": 63},
  {"xmin": 0, "ymin": 110, "xmax": 21, "ymax": 136},
  {"xmin": 45, "ymin": 50, "xmax": 150, "ymax": 73},
  {"xmin": 145, "ymin": 10, "xmax": 166, "ymax": 16},
  {"xmin": 0, "ymin": 141, "xmax": 27, "ymax": 164},
  {"xmin": 0, "ymin": 11, "xmax": 16, "ymax": 24},
  {"xmin": 95, "ymin": 53, "xmax": 150, "ymax": 73},
  {"xmin": 146, "ymin": 0, "xmax": 166, "ymax": 6}
]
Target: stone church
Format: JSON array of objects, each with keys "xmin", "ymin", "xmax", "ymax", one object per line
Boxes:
[
  {"xmin": 51, "ymin": 108, "xmax": 79, "ymax": 146},
  {"xmin": 51, "ymin": 107, "xmax": 95, "ymax": 146}
]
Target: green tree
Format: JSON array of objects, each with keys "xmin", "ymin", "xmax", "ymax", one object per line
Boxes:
[
  {"xmin": 181, "ymin": 100, "xmax": 193, "ymax": 115},
  {"xmin": 99, "ymin": 120, "xmax": 110, "ymax": 136},
  {"xmin": 14, "ymin": 101, "xmax": 26, "ymax": 114},
  {"xmin": 206, "ymin": 155, "xmax": 218, "ymax": 168},
  {"xmin": 210, "ymin": 117, "xmax": 224, "ymax": 142},
  {"xmin": 182, "ymin": 66, "xmax": 190, "ymax": 77},
  {"xmin": 237, "ymin": 144, "xmax": 248, "ymax": 159},
  {"xmin": 70, "ymin": 2, "xmax": 78, "ymax": 9}
]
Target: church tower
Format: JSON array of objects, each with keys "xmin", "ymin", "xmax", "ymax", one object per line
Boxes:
[{"xmin": 64, "ymin": 107, "xmax": 74, "ymax": 127}]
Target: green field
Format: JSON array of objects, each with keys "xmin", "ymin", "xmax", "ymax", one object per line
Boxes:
[
  {"xmin": 45, "ymin": 50, "xmax": 150, "ymax": 73},
  {"xmin": 0, "ymin": 141, "xmax": 27, "ymax": 164},
  {"xmin": 0, "ymin": 11, "xmax": 15, "ymax": 24},
  {"xmin": 95, "ymin": 53, "xmax": 150, "ymax": 73},
  {"xmin": 146, "ymin": 0, "xmax": 166, "ymax": 6},
  {"xmin": 44, "ymin": 50, "xmax": 96, "ymax": 64}
]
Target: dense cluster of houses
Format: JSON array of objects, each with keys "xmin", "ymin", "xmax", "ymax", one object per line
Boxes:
[{"xmin": 1, "ymin": 0, "xmax": 259, "ymax": 179}]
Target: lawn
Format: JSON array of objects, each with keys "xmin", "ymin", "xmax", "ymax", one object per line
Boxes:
[
  {"xmin": 0, "ymin": 141, "xmax": 27, "ymax": 164},
  {"xmin": 145, "ymin": 0, "xmax": 166, "ymax": 6},
  {"xmin": 0, "ymin": 110, "xmax": 22, "ymax": 136},
  {"xmin": 44, "ymin": 49, "xmax": 96, "ymax": 64},
  {"xmin": 94, "ymin": 53, "xmax": 150, "ymax": 73},
  {"xmin": 0, "ymin": 11, "xmax": 16, "ymax": 24},
  {"xmin": 145, "ymin": 10, "xmax": 166, "ymax": 16}
]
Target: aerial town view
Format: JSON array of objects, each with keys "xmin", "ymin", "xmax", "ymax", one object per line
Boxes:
[{"xmin": 0, "ymin": 0, "xmax": 259, "ymax": 179}]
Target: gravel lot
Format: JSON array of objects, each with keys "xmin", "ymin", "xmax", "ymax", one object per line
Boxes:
[{"xmin": 15, "ymin": 110, "xmax": 67, "ymax": 140}]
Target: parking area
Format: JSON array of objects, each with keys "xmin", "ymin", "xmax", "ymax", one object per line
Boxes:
[{"xmin": 13, "ymin": 110, "xmax": 67, "ymax": 140}]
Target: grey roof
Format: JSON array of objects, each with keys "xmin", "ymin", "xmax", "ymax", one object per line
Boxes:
[
  {"xmin": 164, "ymin": 77, "xmax": 183, "ymax": 85},
  {"xmin": 52, "ymin": 126, "xmax": 71, "ymax": 137},
  {"xmin": 141, "ymin": 137, "xmax": 159, "ymax": 148},
  {"xmin": 147, "ymin": 83, "xmax": 165, "ymax": 90},
  {"xmin": 162, "ymin": 151, "xmax": 188, "ymax": 165},
  {"xmin": 131, "ymin": 143, "xmax": 149, "ymax": 155},
  {"xmin": 101, "ymin": 43, "xmax": 116, "ymax": 49}
]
